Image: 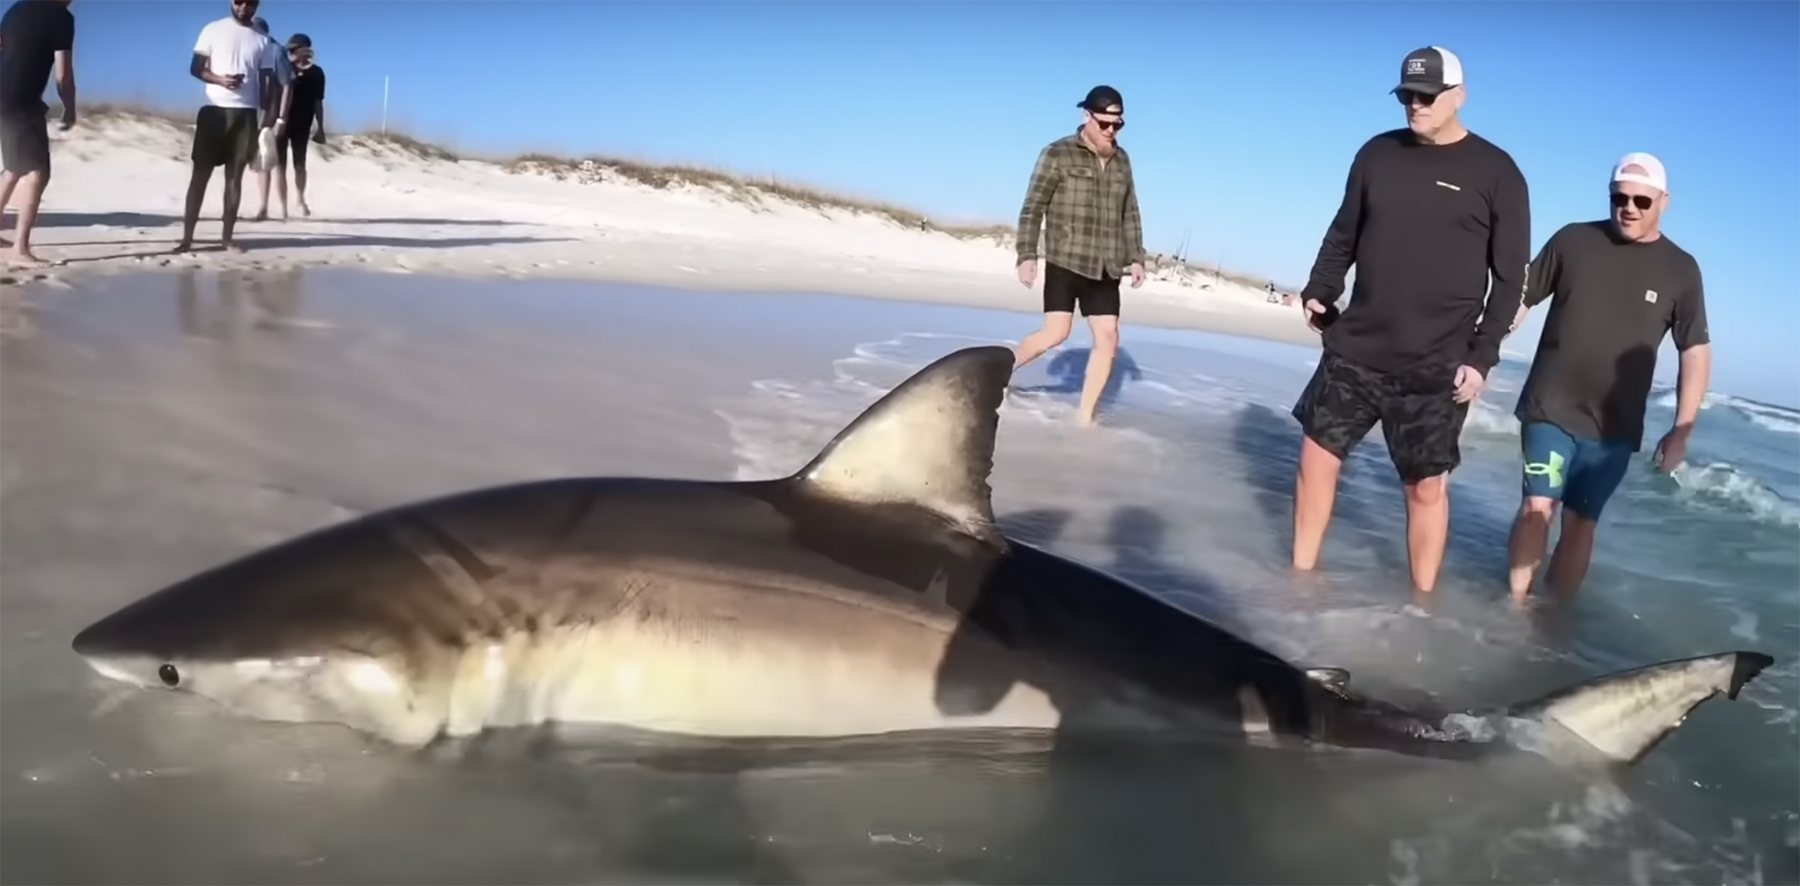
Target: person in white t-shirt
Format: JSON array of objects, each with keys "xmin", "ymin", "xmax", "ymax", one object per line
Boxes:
[{"xmin": 175, "ymin": 0, "xmax": 289, "ymax": 254}]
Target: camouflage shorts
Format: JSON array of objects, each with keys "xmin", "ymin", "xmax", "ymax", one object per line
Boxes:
[{"xmin": 1290, "ymin": 350, "xmax": 1470, "ymax": 484}]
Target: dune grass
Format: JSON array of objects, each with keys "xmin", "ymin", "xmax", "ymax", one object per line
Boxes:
[{"xmin": 59, "ymin": 101, "xmax": 1285, "ymax": 286}]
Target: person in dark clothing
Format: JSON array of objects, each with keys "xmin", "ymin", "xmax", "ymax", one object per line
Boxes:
[
  {"xmin": 0, "ymin": 0, "xmax": 75, "ymax": 269},
  {"xmin": 1288, "ymin": 46, "xmax": 1532, "ymax": 593},
  {"xmin": 1504, "ymin": 152, "xmax": 1711, "ymax": 602},
  {"xmin": 270, "ymin": 32, "xmax": 323, "ymax": 217}
]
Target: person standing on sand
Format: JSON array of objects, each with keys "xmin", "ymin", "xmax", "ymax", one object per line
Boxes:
[
  {"xmin": 175, "ymin": 0, "xmax": 288, "ymax": 254},
  {"xmin": 249, "ymin": 14, "xmax": 289, "ymax": 222},
  {"xmin": 1011, "ymin": 85, "xmax": 1148, "ymax": 427},
  {"xmin": 1288, "ymin": 46, "xmax": 1531, "ymax": 593},
  {"xmin": 0, "ymin": 0, "xmax": 76, "ymax": 270},
  {"xmin": 1504, "ymin": 153, "xmax": 1711, "ymax": 603},
  {"xmin": 259, "ymin": 33, "xmax": 324, "ymax": 218}
]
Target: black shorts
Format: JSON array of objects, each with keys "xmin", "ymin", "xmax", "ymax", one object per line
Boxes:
[
  {"xmin": 1043, "ymin": 261, "xmax": 1121, "ymax": 317},
  {"xmin": 275, "ymin": 122, "xmax": 311, "ymax": 170},
  {"xmin": 191, "ymin": 105, "xmax": 260, "ymax": 169},
  {"xmin": 0, "ymin": 111, "xmax": 51, "ymax": 176},
  {"xmin": 1290, "ymin": 349, "xmax": 1471, "ymax": 484}
]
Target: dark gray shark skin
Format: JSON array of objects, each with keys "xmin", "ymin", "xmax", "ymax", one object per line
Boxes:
[{"xmin": 71, "ymin": 346, "xmax": 1775, "ymax": 765}]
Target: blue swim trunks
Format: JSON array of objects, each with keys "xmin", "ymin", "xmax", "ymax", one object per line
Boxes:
[{"xmin": 1519, "ymin": 421, "xmax": 1636, "ymax": 520}]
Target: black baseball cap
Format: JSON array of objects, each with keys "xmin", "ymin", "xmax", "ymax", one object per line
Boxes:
[
  {"xmin": 1392, "ymin": 46, "xmax": 1465, "ymax": 96},
  {"xmin": 287, "ymin": 33, "xmax": 312, "ymax": 49},
  {"xmin": 1077, "ymin": 85, "xmax": 1124, "ymax": 114}
]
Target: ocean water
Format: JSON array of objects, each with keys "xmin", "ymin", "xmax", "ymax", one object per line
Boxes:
[{"xmin": 2, "ymin": 268, "xmax": 1795, "ymax": 885}]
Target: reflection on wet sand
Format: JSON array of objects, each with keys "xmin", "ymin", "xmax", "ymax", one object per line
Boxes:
[{"xmin": 175, "ymin": 266, "xmax": 332, "ymax": 342}]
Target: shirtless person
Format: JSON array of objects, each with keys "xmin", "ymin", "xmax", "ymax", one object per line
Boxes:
[
  {"xmin": 1505, "ymin": 153, "xmax": 1711, "ymax": 601},
  {"xmin": 175, "ymin": 0, "xmax": 288, "ymax": 253},
  {"xmin": 1011, "ymin": 85, "xmax": 1148, "ymax": 427}
]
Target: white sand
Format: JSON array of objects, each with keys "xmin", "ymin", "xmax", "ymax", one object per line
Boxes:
[{"xmin": 10, "ymin": 111, "xmax": 1318, "ymax": 346}]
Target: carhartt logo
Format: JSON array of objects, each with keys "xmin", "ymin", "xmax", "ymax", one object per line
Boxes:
[
  {"xmin": 1525, "ymin": 451, "xmax": 1566, "ymax": 489},
  {"xmin": 1406, "ymin": 59, "xmax": 1427, "ymax": 75},
  {"xmin": 1644, "ymin": 289, "xmax": 1658, "ymax": 304},
  {"xmin": 1435, "ymin": 181, "xmax": 1461, "ymax": 191}
]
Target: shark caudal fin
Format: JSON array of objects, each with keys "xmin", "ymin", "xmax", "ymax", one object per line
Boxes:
[
  {"xmin": 1505, "ymin": 650, "xmax": 1775, "ymax": 766},
  {"xmin": 789, "ymin": 345, "xmax": 1014, "ymax": 545}
]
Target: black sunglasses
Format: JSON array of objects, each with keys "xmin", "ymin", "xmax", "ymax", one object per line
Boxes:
[
  {"xmin": 1395, "ymin": 89, "xmax": 1443, "ymax": 107},
  {"xmin": 1091, "ymin": 117, "xmax": 1124, "ymax": 132},
  {"xmin": 1610, "ymin": 192, "xmax": 1654, "ymax": 211}
]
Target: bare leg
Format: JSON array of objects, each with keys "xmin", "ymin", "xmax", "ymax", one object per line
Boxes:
[
  {"xmin": 221, "ymin": 161, "xmax": 249, "ymax": 252},
  {"xmin": 1014, "ymin": 311, "xmax": 1073, "ymax": 371},
  {"xmin": 275, "ymin": 160, "xmax": 290, "ymax": 220},
  {"xmin": 1076, "ymin": 315, "xmax": 1119, "ymax": 426},
  {"xmin": 254, "ymin": 165, "xmax": 271, "ymax": 221},
  {"xmin": 7, "ymin": 169, "xmax": 52, "ymax": 269},
  {"xmin": 1506, "ymin": 496, "xmax": 1559, "ymax": 600},
  {"xmin": 0, "ymin": 170, "xmax": 18, "ymax": 248},
  {"xmin": 294, "ymin": 162, "xmax": 310, "ymax": 216},
  {"xmin": 1544, "ymin": 509, "xmax": 1599, "ymax": 599},
  {"xmin": 176, "ymin": 162, "xmax": 215, "ymax": 253},
  {"xmin": 1402, "ymin": 474, "xmax": 1452, "ymax": 592},
  {"xmin": 1293, "ymin": 436, "xmax": 1344, "ymax": 571}
]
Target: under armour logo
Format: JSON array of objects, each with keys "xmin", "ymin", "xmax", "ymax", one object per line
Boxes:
[{"xmin": 1524, "ymin": 451, "xmax": 1566, "ymax": 489}]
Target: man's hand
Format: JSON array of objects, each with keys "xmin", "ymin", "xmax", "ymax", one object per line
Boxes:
[
  {"xmin": 1653, "ymin": 426, "xmax": 1692, "ymax": 474},
  {"xmin": 1128, "ymin": 263, "xmax": 1146, "ymax": 288},
  {"xmin": 58, "ymin": 104, "xmax": 76, "ymax": 131},
  {"xmin": 1016, "ymin": 260, "xmax": 1037, "ymax": 289},
  {"xmin": 1302, "ymin": 299, "xmax": 1331, "ymax": 333},
  {"xmin": 1453, "ymin": 364, "xmax": 1486, "ymax": 403},
  {"xmin": 212, "ymin": 72, "xmax": 244, "ymax": 90}
]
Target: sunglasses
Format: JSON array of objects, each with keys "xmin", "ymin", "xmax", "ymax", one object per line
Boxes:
[
  {"xmin": 1090, "ymin": 117, "xmax": 1125, "ymax": 132},
  {"xmin": 1610, "ymin": 192, "xmax": 1655, "ymax": 211},
  {"xmin": 1395, "ymin": 89, "xmax": 1443, "ymax": 107}
]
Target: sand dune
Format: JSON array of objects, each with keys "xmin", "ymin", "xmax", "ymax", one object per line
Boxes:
[{"xmin": 9, "ymin": 107, "xmax": 1317, "ymax": 345}]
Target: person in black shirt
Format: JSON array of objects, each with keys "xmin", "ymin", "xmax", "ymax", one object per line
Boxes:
[
  {"xmin": 1504, "ymin": 153, "xmax": 1710, "ymax": 602},
  {"xmin": 0, "ymin": 0, "xmax": 75, "ymax": 270},
  {"xmin": 278, "ymin": 33, "xmax": 323, "ymax": 217},
  {"xmin": 1288, "ymin": 46, "xmax": 1532, "ymax": 593}
]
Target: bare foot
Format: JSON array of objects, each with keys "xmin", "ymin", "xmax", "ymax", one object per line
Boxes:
[
  {"xmin": 1075, "ymin": 414, "xmax": 1098, "ymax": 428},
  {"xmin": 7, "ymin": 252, "xmax": 56, "ymax": 270},
  {"xmin": 0, "ymin": 235, "xmax": 12, "ymax": 249},
  {"xmin": 172, "ymin": 240, "xmax": 196, "ymax": 254},
  {"xmin": 223, "ymin": 241, "xmax": 247, "ymax": 254},
  {"xmin": 252, "ymin": 210, "xmax": 268, "ymax": 222},
  {"xmin": 298, "ymin": 203, "xmax": 311, "ymax": 217}
]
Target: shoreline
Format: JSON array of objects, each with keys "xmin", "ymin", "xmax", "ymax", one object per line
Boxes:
[{"xmin": 5, "ymin": 108, "xmax": 1323, "ymax": 351}]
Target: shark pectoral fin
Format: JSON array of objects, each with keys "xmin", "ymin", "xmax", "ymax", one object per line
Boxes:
[
  {"xmin": 1304, "ymin": 667, "xmax": 1351, "ymax": 694},
  {"xmin": 789, "ymin": 346, "xmax": 1015, "ymax": 546},
  {"xmin": 1505, "ymin": 650, "xmax": 1776, "ymax": 766}
]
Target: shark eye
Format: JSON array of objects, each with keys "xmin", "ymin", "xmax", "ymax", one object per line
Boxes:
[{"xmin": 157, "ymin": 664, "xmax": 181, "ymax": 687}]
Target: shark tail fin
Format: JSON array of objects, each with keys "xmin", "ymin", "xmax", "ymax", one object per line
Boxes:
[
  {"xmin": 789, "ymin": 345, "xmax": 1014, "ymax": 545},
  {"xmin": 1505, "ymin": 650, "xmax": 1775, "ymax": 766}
]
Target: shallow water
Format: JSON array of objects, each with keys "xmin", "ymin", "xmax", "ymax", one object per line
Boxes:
[{"xmin": 2, "ymin": 268, "xmax": 1795, "ymax": 885}]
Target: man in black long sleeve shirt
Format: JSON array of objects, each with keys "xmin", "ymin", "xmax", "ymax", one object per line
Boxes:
[{"xmin": 1288, "ymin": 46, "xmax": 1532, "ymax": 593}]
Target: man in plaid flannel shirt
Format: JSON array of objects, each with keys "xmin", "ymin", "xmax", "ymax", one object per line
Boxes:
[{"xmin": 1011, "ymin": 85, "xmax": 1148, "ymax": 427}]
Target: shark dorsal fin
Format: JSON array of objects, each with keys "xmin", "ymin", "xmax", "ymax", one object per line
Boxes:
[
  {"xmin": 791, "ymin": 345, "xmax": 1013, "ymax": 545},
  {"xmin": 1305, "ymin": 667, "xmax": 1351, "ymax": 694}
]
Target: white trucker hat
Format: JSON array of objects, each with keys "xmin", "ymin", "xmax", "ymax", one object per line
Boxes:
[{"xmin": 1612, "ymin": 152, "xmax": 1668, "ymax": 193}]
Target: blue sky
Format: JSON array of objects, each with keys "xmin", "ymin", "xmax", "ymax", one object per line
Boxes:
[{"xmin": 51, "ymin": 0, "xmax": 1800, "ymax": 407}]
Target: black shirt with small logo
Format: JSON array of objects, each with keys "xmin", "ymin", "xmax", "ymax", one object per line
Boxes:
[
  {"xmin": 1513, "ymin": 220, "xmax": 1709, "ymax": 450},
  {"xmin": 1300, "ymin": 128, "xmax": 1533, "ymax": 376},
  {"xmin": 0, "ymin": 0, "xmax": 75, "ymax": 117},
  {"xmin": 287, "ymin": 64, "xmax": 325, "ymax": 130}
]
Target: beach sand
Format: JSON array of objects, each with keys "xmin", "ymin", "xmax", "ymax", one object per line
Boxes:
[{"xmin": 4, "ymin": 109, "xmax": 1317, "ymax": 347}]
